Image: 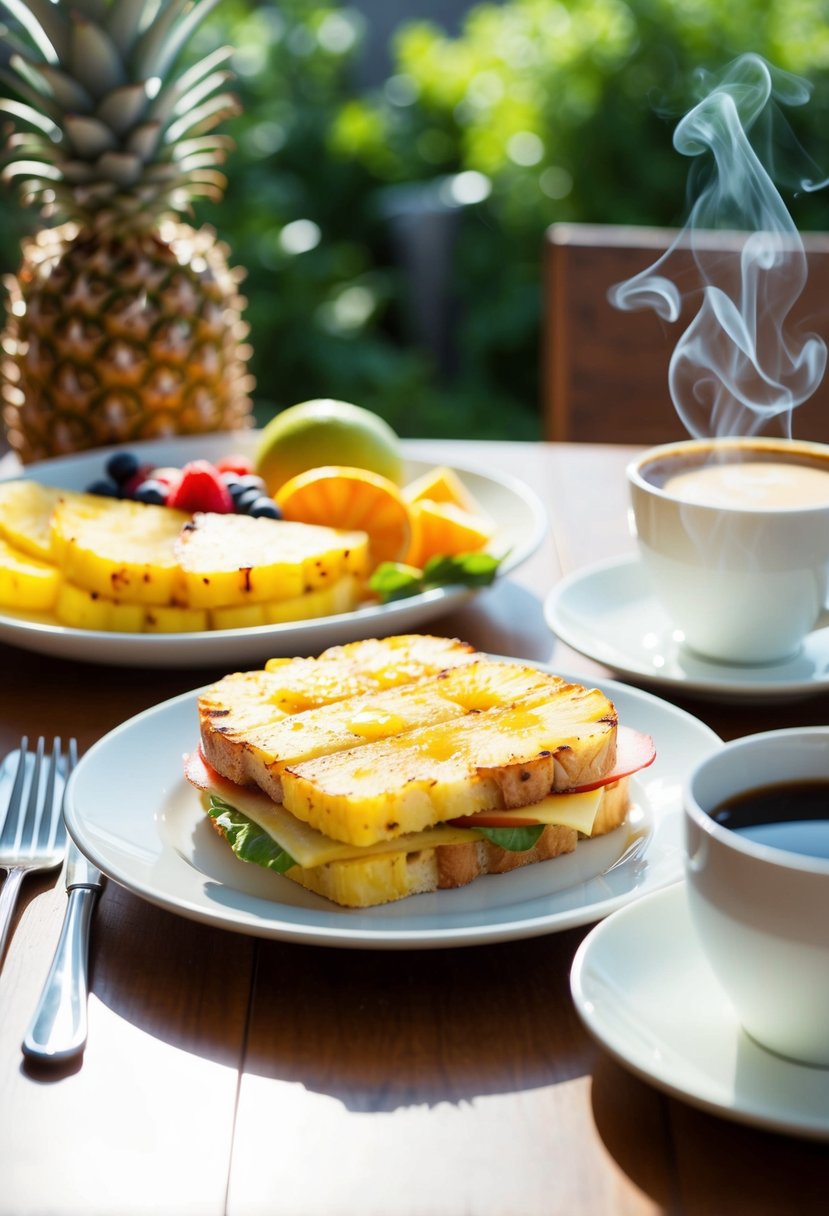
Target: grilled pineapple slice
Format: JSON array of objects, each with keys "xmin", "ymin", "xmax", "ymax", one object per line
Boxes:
[
  {"xmin": 200, "ymin": 635, "xmax": 477, "ymax": 736},
  {"xmin": 174, "ymin": 513, "xmax": 370, "ymax": 608},
  {"xmin": 280, "ymin": 633, "xmax": 478, "ymax": 687},
  {"xmin": 201, "ymin": 659, "xmax": 565, "ymax": 802},
  {"xmin": 55, "ymin": 582, "xmax": 146, "ymax": 631},
  {"xmin": 50, "ymin": 494, "xmax": 188, "ymax": 605},
  {"xmin": 0, "ymin": 480, "xmax": 63, "ymax": 560},
  {"xmin": 281, "ymin": 681, "xmax": 618, "ymax": 846},
  {"xmin": 0, "ymin": 535, "xmax": 60, "ymax": 611},
  {"xmin": 145, "ymin": 604, "xmax": 209, "ymax": 633},
  {"xmin": 209, "ymin": 573, "xmax": 361, "ymax": 631},
  {"xmin": 286, "ymin": 850, "xmax": 436, "ymax": 908}
]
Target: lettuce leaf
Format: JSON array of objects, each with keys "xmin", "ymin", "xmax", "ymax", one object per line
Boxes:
[
  {"xmin": 369, "ymin": 551, "xmax": 503, "ymax": 604},
  {"xmin": 207, "ymin": 795, "xmax": 297, "ymax": 874},
  {"xmin": 206, "ymin": 794, "xmax": 542, "ymax": 879},
  {"xmin": 472, "ymin": 824, "xmax": 545, "ymax": 852}
]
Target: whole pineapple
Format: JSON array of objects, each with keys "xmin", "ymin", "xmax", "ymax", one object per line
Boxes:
[{"xmin": 0, "ymin": 0, "xmax": 254, "ymax": 463}]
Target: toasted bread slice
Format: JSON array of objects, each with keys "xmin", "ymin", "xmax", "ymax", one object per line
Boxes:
[
  {"xmin": 281, "ymin": 680, "xmax": 618, "ymax": 846},
  {"xmin": 208, "ymin": 777, "xmax": 629, "ymax": 908},
  {"xmin": 201, "ymin": 658, "xmax": 566, "ymax": 803}
]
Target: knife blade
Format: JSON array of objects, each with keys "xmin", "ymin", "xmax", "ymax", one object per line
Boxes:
[{"xmin": 22, "ymin": 837, "xmax": 105, "ymax": 1063}]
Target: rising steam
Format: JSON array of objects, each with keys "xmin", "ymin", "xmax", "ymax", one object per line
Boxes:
[{"xmin": 610, "ymin": 54, "xmax": 827, "ymax": 438}]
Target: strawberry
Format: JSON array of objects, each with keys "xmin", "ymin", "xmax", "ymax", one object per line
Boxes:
[
  {"xmin": 167, "ymin": 460, "xmax": 235, "ymax": 514},
  {"xmin": 215, "ymin": 453, "xmax": 254, "ymax": 477}
]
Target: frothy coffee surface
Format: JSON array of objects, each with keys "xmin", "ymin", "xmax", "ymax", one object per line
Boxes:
[{"xmin": 662, "ymin": 460, "xmax": 829, "ymax": 509}]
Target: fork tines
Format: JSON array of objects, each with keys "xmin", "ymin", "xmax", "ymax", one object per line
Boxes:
[{"xmin": 0, "ymin": 738, "xmax": 70, "ymax": 858}]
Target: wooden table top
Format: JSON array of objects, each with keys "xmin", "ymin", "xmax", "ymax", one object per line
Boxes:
[{"xmin": 2, "ymin": 437, "xmax": 827, "ymax": 1216}]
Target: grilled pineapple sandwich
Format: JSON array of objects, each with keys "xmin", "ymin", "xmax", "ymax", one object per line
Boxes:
[{"xmin": 186, "ymin": 636, "xmax": 656, "ymax": 908}]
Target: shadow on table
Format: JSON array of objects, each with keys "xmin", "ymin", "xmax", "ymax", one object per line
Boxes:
[
  {"xmin": 82, "ymin": 878, "xmax": 598, "ymax": 1110},
  {"xmin": 589, "ymin": 1054, "xmax": 829, "ymax": 1212},
  {"xmin": 50, "ymin": 883, "xmax": 257, "ymax": 1073},
  {"xmin": 241, "ymin": 927, "xmax": 595, "ymax": 1111}
]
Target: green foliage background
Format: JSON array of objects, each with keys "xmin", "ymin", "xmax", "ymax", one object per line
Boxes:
[{"xmin": 5, "ymin": 0, "xmax": 829, "ymax": 439}]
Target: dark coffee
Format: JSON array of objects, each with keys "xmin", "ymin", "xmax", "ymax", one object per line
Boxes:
[{"xmin": 710, "ymin": 779, "xmax": 829, "ymax": 860}]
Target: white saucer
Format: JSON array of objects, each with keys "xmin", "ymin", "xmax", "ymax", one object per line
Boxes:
[
  {"xmin": 571, "ymin": 882, "xmax": 829, "ymax": 1141},
  {"xmin": 545, "ymin": 554, "xmax": 829, "ymax": 702}
]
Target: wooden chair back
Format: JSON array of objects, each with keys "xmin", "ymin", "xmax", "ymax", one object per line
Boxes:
[{"xmin": 543, "ymin": 222, "xmax": 829, "ymax": 444}]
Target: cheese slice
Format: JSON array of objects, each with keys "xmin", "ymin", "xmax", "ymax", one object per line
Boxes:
[
  {"xmin": 474, "ymin": 787, "xmax": 604, "ymax": 834},
  {"xmin": 199, "ymin": 763, "xmax": 604, "ymax": 870}
]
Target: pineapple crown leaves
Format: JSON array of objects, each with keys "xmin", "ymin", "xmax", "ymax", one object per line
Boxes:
[{"xmin": 0, "ymin": 0, "xmax": 240, "ymax": 226}]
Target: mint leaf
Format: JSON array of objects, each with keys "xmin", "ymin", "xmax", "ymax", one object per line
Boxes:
[
  {"xmin": 207, "ymin": 795, "xmax": 297, "ymax": 874},
  {"xmin": 473, "ymin": 824, "xmax": 545, "ymax": 852},
  {"xmin": 422, "ymin": 552, "xmax": 503, "ymax": 587},
  {"xmin": 369, "ymin": 551, "xmax": 504, "ymax": 604},
  {"xmin": 368, "ymin": 563, "xmax": 423, "ymax": 603}
]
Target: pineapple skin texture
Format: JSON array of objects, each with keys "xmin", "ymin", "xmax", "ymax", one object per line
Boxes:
[{"xmin": 2, "ymin": 223, "xmax": 254, "ymax": 464}]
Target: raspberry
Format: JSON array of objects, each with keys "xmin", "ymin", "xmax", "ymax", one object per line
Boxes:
[{"xmin": 167, "ymin": 460, "xmax": 235, "ymax": 514}]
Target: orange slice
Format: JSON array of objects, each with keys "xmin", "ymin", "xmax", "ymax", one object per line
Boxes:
[
  {"xmin": 275, "ymin": 466, "xmax": 411, "ymax": 566},
  {"xmin": 402, "ymin": 465, "xmax": 482, "ymax": 513},
  {"xmin": 405, "ymin": 499, "xmax": 495, "ymax": 569}
]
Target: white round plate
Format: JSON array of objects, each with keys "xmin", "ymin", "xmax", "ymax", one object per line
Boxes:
[
  {"xmin": 571, "ymin": 882, "xmax": 829, "ymax": 1141},
  {"xmin": 0, "ymin": 434, "xmax": 546, "ymax": 668},
  {"xmin": 546, "ymin": 554, "xmax": 829, "ymax": 703},
  {"xmin": 64, "ymin": 666, "xmax": 721, "ymax": 950}
]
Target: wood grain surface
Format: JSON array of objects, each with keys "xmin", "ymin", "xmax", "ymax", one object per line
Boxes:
[{"xmin": 2, "ymin": 439, "xmax": 828, "ymax": 1216}]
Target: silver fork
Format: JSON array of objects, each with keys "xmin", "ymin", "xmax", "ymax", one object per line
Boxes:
[{"xmin": 0, "ymin": 737, "xmax": 73, "ymax": 967}]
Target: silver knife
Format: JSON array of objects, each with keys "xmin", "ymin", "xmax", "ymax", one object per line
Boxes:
[{"xmin": 22, "ymin": 837, "xmax": 105, "ymax": 1063}]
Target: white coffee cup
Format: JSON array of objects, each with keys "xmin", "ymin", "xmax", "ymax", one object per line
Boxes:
[
  {"xmin": 684, "ymin": 727, "xmax": 829, "ymax": 1066},
  {"xmin": 627, "ymin": 436, "xmax": 829, "ymax": 664}
]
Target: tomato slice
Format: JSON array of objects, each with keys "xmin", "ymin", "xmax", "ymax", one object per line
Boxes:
[
  {"xmin": 446, "ymin": 728, "xmax": 656, "ymax": 828},
  {"xmin": 184, "ymin": 747, "xmax": 241, "ymax": 797},
  {"xmin": 574, "ymin": 726, "xmax": 655, "ymax": 791},
  {"xmin": 449, "ymin": 812, "xmax": 541, "ymax": 828}
]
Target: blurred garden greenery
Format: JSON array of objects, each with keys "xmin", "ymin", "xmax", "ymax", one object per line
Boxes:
[{"xmin": 5, "ymin": 0, "xmax": 829, "ymax": 439}]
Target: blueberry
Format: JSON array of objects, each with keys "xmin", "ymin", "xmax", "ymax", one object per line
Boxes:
[
  {"xmin": 86, "ymin": 478, "xmax": 121, "ymax": 497},
  {"xmin": 227, "ymin": 480, "xmax": 249, "ymax": 503},
  {"xmin": 234, "ymin": 486, "xmax": 265, "ymax": 513},
  {"xmin": 248, "ymin": 496, "xmax": 281, "ymax": 519},
  {"xmin": 105, "ymin": 451, "xmax": 140, "ymax": 484},
  {"xmin": 133, "ymin": 479, "xmax": 167, "ymax": 505},
  {"xmin": 229, "ymin": 473, "xmax": 266, "ymax": 500}
]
